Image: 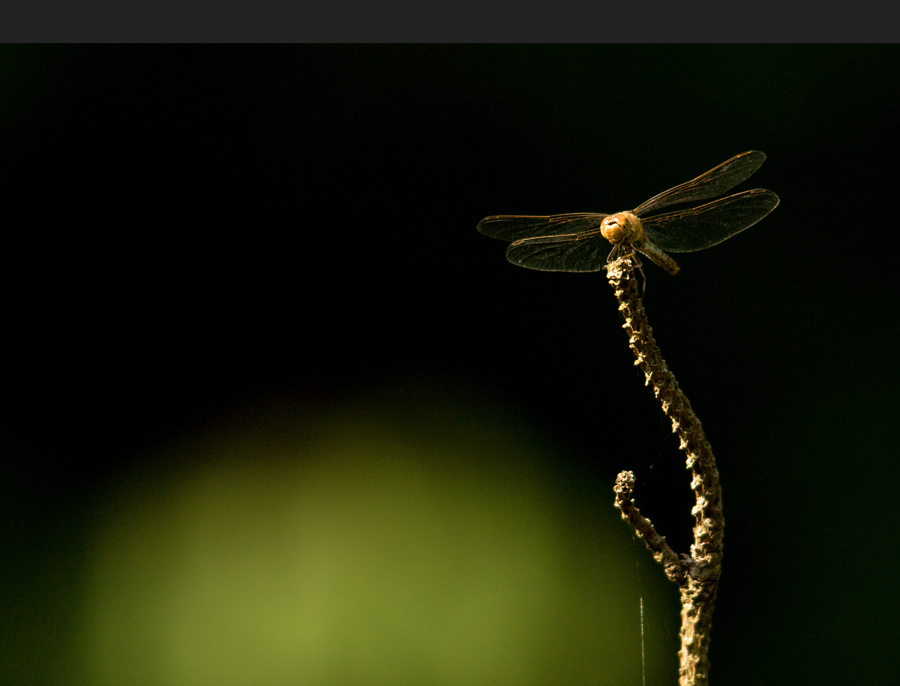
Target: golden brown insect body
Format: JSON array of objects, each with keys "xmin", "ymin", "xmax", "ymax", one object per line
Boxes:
[{"xmin": 601, "ymin": 211, "xmax": 681, "ymax": 275}]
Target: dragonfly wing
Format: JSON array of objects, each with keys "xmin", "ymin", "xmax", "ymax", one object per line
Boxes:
[
  {"xmin": 477, "ymin": 213, "xmax": 606, "ymax": 241},
  {"xmin": 633, "ymin": 151, "xmax": 767, "ymax": 216},
  {"xmin": 505, "ymin": 229, "xmax": 610, "ymax": 272},
  {"xmin": 643, "ymin": 189, "xmax": 779, "ymax": 253}
]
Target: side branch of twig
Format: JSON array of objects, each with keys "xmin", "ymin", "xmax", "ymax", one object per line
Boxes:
[
  {"xmin": 606, "ymin": 257, "xmax": 725, "ymax": 686},
  {"xmin": 614, "ymin": 471, "xmax": 687, "ymax": 584}
]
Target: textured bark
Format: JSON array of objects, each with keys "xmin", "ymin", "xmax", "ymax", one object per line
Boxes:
[{"xmin": 607, "ymin": 258, "xmax": 724, "ymax": 686}]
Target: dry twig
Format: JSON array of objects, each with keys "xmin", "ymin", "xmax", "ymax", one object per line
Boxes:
[{"xmin": 607, "ymin": 257, "xmax": 725, "ymax": 686}]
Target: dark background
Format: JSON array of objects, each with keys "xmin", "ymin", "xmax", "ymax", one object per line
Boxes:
[{"xmin": 3, "ymin": 45, "xmax": 899, "ymax": 684}]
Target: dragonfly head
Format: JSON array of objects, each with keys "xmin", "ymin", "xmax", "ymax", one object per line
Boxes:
[{"xmin": 600, "ymin": 211, "xmax": 645, "ymax": 247}]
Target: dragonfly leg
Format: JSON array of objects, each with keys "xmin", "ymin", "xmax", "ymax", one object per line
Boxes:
[
  {"xmin": 606, "ymin": 244, "xmax": 648, "ymax": 294},
  {"xmin": 606, "ymin": 244, "xmax": 619, "ymax": 263},
  {"xmin": 628, "ymin": 252, "xmax": 648, "ymax": 295},
  {"xmin": 639, "ymin": 263, "xmax": 648, "ymax": 296}
]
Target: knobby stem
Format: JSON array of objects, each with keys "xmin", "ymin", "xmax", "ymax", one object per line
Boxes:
[{"xmin": 606, "ymin": 257, "xmax": 725, "ymax": 686}]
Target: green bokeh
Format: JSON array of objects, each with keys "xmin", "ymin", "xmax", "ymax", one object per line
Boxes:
[{"xmin": 73, "ymin": 386, "xmax": 671, "ymax": 686}]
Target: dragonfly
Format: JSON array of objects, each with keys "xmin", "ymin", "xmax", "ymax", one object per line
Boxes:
[{"xmin": 477, "ymin": 151, "xmax": 779, "ymax": 275}]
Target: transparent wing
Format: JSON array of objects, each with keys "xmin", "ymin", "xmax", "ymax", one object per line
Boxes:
[
  {"xmin": 477, "ymin": 213, "xmax": 606, "ymax": 241},
  {"xmin": 642, "ymin": 189, "xmax": 780, "ymax": 253},
  {"xmin": 504, "ymin": 229, "xmax": 610, "ymax": 272},
  {"xmin": 633, "ymin": 151, "xmax": 767, "ymax": 217}
]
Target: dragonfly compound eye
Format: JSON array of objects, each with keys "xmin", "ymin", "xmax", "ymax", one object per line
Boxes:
[
  {"xmin": 600, "ymin": 215, "xmax": 625, "ymax": 244},
  {"xmin": 601, "ymin": 212, "xmax": 643, "ymax": 246}
]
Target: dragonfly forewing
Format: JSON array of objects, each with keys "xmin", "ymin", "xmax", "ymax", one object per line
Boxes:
[
  {"xmin": 477, "ymin": 213, "xmax": 606, "ymax": 241},
  {"xmin": 632, "ymin": 151, "xmax": 767, "ymax": 217}
]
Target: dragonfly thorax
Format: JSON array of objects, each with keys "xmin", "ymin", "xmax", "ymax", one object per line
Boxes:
[{"xmin": 600, "ymin": 211, "xmax": 645, "ymax": 248}]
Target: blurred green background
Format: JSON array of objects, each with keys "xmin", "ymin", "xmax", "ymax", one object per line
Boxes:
[
  {"xmin": 77, "ymin": 382, "xmax": 670, "ymax": 686},
  {"xmin": 2, "ymin": 45, "xmax": 898, "ymax": 685}
]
